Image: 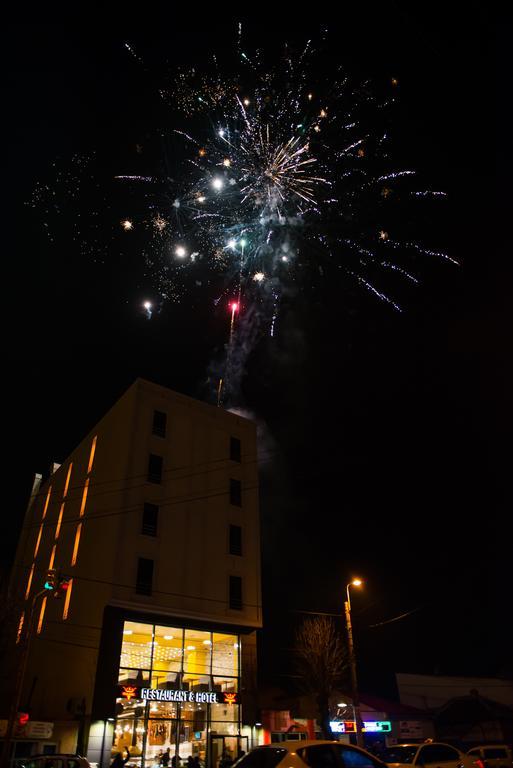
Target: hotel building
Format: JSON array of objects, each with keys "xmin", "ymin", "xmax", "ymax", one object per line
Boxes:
[{"xmin": 8, "ymin": 379, "xmax": 262, "ymax": 768}]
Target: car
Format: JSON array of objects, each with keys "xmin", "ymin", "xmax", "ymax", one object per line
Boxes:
[
  {"xmin": 232, "ymin": 739, "xmax": 388, "ymax": 768},
  {"xmin": 13, "ymin": 754, "xmax": 92, "ymax": 768},
  {"xmin": 467, "ymin": 746, "xmax": 513, "ymax": 768},
  {"xmin": 382, "ymin": 742, "xmax": 484, "ymax": 768}
]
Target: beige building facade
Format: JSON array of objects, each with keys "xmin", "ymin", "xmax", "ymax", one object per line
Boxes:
[{"xmin": 8, "ymin": 379, "xmax": 262, "ymax": 768}]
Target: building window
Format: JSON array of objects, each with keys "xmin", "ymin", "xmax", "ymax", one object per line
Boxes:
[
  {"xmin": 147, "ymin": 454, "xmax": 163, "ymax": 484},
  {"xmin": 229, "ymin": 478, "xmax": 242, "ymax": 506},
  {"xmin": 152, "ymin": 410, "xmax": 167, "ymax": 437},
  {"xmin": 229, "ymin": 525, "xmax": 242, "ymax": 556},
  {"xmin": 136, "ymin": 557, "xmax": 154, "ymax": 596},
  {"xmin": 142, "ymin": 503, "xmax": 158, "ymax": 536},
  {"xmin": 229, "ymin": 575, "xmax": 243, "ymax": 610},
  {"xmin": 230, "ymin": 436, "xmax": 241, "ymax": 462}
]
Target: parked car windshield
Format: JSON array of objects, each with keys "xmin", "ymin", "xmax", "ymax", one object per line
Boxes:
[
  {"xmin": 382, "ymin": 747, "xmax": 418, "ymax": 764},
  {"xmin": 483, "ymin": 750, "xmax": 508, "ymax": 759}
]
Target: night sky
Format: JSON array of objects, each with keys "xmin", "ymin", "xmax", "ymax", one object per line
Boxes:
[{"xmin": 5, "ymin": 9, "xmax": 509, "ymax": 699}]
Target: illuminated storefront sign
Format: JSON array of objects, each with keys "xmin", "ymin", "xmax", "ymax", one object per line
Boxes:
[
  {"xmin": 362, "ymin": 721, "xmax": 391, "ymax": 733},
  {"xmin": 121, "ymin": 686, "xmax": 137, "ymax": 702},
  {"xmin": 120, "ymin": 686, "xmax": 239, "ymax": 705},
  {"xmin": 329, "ymin": 720, "xmax": 391, "ymax": 733},
  {"xmin": 329, "ymin": 721, "xmax": 356, "ymax": 733}
]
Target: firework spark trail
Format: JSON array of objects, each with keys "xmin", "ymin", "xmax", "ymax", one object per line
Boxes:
[{"xmin": 115, "ymin": 175, "xmax": 155, "ymax": 181}]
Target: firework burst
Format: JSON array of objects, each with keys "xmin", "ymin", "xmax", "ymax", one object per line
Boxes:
[
  {"xmin": 112, "ymin": 30, "xmax": 452, "ymax": 399},
  {"xmin": 29, "ymin": 27, "xmax": 451, "ymax": 403}
]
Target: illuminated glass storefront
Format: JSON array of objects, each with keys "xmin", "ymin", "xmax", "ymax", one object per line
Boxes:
[{"xmin": 113, "ymin": 621, "xmax": 244, "ymax": 768}]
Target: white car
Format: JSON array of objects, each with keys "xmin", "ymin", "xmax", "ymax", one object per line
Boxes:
[
  {"xmin": 233, "ymin": 740, "xmax": 388, "ymax": 768},
  {"xmin": 467, "ymin": 746, "xmax": 512, "ymax": 768},
  {"xmin": 14, "ymin": 756, "xmax": 91, "ymax": 768},
  {"xmin": 382, "ymin": 742, "xmax": 483, "ymax": 768}
]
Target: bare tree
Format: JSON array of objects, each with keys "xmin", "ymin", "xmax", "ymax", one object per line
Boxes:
[{"xmin": 294, "ymin": 616, "xmax": 349, "ymax": 738}]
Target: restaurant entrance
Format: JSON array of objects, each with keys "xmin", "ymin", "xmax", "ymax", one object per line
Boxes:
[
  {"xmin": 112, "ymin": 620, "xmax": 242, "ymax": 768},
  {"xmin": 209, "ymin": 736, "xmax": 248, "ymax": 768}
]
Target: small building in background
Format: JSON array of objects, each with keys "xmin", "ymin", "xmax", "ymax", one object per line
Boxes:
[
  {"xmin": 253, "ymin": 688, "xmax": 434, "ymax": 751},
  {"xmin": 396, "ymin": 673, "xmax": 513, "ymax": 748}
]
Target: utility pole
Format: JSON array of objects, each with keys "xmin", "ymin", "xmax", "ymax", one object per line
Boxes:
[
  {"xmin": 1, "ymin": 587, "xmax": 47, "ymax": 768},
  {"xmin": 344, "ymin": 579, "xmax": 365, "ymax": 748},
  {"xmin": 1, "ymin": 570, "xmax": 71, "ymax": 768}
]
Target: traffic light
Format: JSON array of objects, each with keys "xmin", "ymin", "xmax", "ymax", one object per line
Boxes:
[
  {"xmin": 54, "ymin": 575, "xmax": 71, "ymax": 599},
  {"xmin": 17, "ymin": 712, "xmax": 29, "ymax": 727},
  {"xmin": 44, "ymin": 569, "xmax": 57, "ymax": 591},
  {"xmin": 44, "ymin": 569, "xmax": 70, "ymax": 597}
]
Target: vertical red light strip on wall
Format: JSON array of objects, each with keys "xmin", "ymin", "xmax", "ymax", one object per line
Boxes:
[
  {"xmin": 67, "ymin": 437, "xmax": 97, "ymax": 625},
  {"xmin": 37, "ymin": 597, "xmax": 47, "ymax": 634},
  {"xmin": 16, "ymin": 612, "xmax": 25, "ymax": 643},
  {"xmin": 29, "ymin": 485, "xmax": 53, "ymax": 596},
  {"xmin": 42, "ymin": 487, "xmax": 52, "ymax": 519},
  {"xmin": 55, "ymin": 503, "xmax": 65, "ymax": 539},
  {"xmin": 63, "ymin": 463, "xmax": 73, "ymax": 498},
  {"xmin": 25, "ymin": 564, "xmax": 35, "ymax": 600},
  {"xmin": 71, "ymin": 523, "xmax": 82, "ymax": 566},
  {"xmin": 33, "ymin": 524, "xmax": 44, "ymax": 559},
  {"xmin": 78, "ymin": 478, "xmax": 89, "ymax": 518},
  {"xmin": 62, "ymin": 578, "xmax": 73, "ymax": 620},
  {"xmin": 87, "ymin": 436, "xmax": 97, "ymax": 475}
]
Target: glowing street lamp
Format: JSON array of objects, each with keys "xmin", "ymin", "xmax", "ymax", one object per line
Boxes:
[{"xmin": 344, "ymin": 578, "xmax": 364, "ymax": 747}]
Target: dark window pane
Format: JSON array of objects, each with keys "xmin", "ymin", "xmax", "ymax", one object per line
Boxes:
[
  {"xmin": 148, "ymin": 453, "xmax": 163, "ymax": 483},
  {"xmin": 484, "ymin": 751, "xmax": 508, "ymax": 760},
  {"xmin": 230, "ymin": 478, "xmax": 242, "ymax": 506},
  {"xmin": 152, "ymin": 410, "xmax": 167, "ymax": 437},
  {"xmin": 383, "ymin": 749, "xmax": 417, "ymax": 764},
  {"xmin": 434, "ymin": 747, "xmax": 459, "ymax": 762},
  {"xmin": 230, "ymin": 436, "xmax": 241, "ymax": 462},
  {"xmin": 298, "ymin": 745, "xmax": 338, "ymax": 768},
  {"xmin": 336, "ymin": 747, "xmax": 382, "ymax": 768},
  {"xmin": 142, "ymin": 503, "xmax": 158, "ymax": 536},
  {"xmin": 229, "ymin": 575, "xmax": 242, "ymax": 610},
  {"xmin": 136, "ymin": 558, "xmax": 154, "ymax": 595},
  {"xmin": 229, "ymin": 525, "xmax": 242, "ymax": 556},
  {"xmin": 418, "ymin": 746, "xmax": 459, "ymax": 764}
]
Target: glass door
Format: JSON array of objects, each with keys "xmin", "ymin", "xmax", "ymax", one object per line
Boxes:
[{"xmin": 209, "ymin": 736, "xmax": 248, "ymax": 768}]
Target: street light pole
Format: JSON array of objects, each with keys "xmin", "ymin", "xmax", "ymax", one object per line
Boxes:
[{"xmin": 344, "ymin": 579, "xmax": 364, "ymax": 749}]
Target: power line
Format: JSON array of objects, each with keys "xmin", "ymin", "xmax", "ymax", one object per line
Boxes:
[
  {"xmin": 368, "ymin": 605, "xmax": 424, "ymax": 627},
  {"xmin": 18, "ymin": 532, "xmax": 264, "ymax": 611},
  {"xmin": 27, "ymin": 445, "xmax": 275, "ymax": 508},
  {"xmin": 19, "ymin": 479, "xmax": 260, "ymax": 536}
]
